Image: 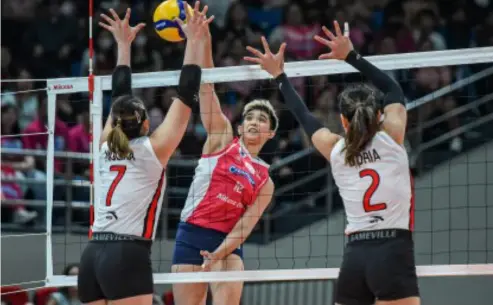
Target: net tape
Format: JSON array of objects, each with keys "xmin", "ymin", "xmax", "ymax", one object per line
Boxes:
[{"xmin": 46, "ymin": 47, "xmax": 493, "ymax": 92}]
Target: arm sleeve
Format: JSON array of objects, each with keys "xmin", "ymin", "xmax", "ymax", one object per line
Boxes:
[
  {"xmin": 275, "ymin": 73, "xmax": 325, "ymax": 139},
  {"xmin": 111, "ymin": 65, "xmax": 132, "ymax": 98},
  {"xmin": 345, "ymin": 51, "xmax": 405, "ymax": 107}
]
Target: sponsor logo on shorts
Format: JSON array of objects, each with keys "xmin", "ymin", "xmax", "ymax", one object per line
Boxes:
[{"xmin": 349, "ymin": 229, "xmax": 397, "ymax": 242}]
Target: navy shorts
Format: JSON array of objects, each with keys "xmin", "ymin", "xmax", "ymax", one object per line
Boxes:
[
  {"xmin": 172, "ymin": 222, "xmax": 243, "ymax": 265},
  {"xmin": 335, "ymin": 229, "xmax": 419, "ymax": 305}
]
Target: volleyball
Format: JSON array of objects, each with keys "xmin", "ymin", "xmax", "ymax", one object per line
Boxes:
[{"xmin": 153, "ymin": 0, "xmax": 193, "ymax": 42}]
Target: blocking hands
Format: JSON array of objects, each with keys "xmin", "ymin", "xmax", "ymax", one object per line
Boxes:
[
  {"xmin": 244, "ymin": 36, "xmax": 287, "ymax": 78},
  {"xmin": 176, "ymin": 1, "xmax": 214, "ymax": 42},
  {"xmin": 99, "ymin": 8, "xmax": 145, "ymax": 46},
  {"xmin": 314, "ymin": 21, "xmax": 354, "ymax": 60}
]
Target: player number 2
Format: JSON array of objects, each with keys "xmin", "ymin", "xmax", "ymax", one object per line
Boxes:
[
  {"xmin": 359, "ymin": 169, "xmax": 387, "ymax": 212},
  {"xmin": 106, "ymin": 165, "xmax": 127, "ymax": 206}
]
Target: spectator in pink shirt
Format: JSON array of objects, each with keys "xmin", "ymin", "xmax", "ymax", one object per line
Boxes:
[{"xmin": 22, "ymin": 97, "xmax": 72, "ymax": 173}]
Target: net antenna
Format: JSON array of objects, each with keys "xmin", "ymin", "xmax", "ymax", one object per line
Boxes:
[
  {"xmin": 44, "ymin": 47, "xmax": 493, "ymax": 287},
  {"xmin": 88, "ymin": 0, "xmax": 95, "ymax": 240}
]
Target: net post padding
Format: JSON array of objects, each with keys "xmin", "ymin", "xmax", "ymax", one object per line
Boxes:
[
  {"xmin": 46, "ymin": 47, "xmax": 493, "ymax": 93},
  {"xmin": 46, "ymin": 264, "xmax": 493, "ymax": 287}
]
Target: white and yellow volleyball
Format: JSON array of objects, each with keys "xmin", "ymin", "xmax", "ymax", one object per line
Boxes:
[{"xmin": 153, "ymin": 0, "xmax": 193, "ymax": 42}]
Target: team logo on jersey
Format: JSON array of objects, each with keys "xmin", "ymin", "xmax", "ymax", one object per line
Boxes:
[
  {"xmin": 369, "ymin": 215, "xmax": 384, "ymax": 223},
  {"xmin": 229, "ymin": 166, "xmax": 255, "ymax": 186},
  {"xmin": 105, "ymin": 211, "xmax": 118, "ymax": 221}
]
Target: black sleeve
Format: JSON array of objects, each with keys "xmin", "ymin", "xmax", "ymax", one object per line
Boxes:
[
  {"xmin": 275, "ymin": 73, "xmax": 325, "ymax": 139},
  {"xmin": 345, "ymin": 51, "xmax": 405, "ymax": 107},
  {"xmin": 111, "ymin": 65, "xmax": 132, "ymax": 98}
]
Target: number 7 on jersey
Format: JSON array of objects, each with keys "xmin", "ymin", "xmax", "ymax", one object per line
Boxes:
[
  {"xmin": 359, "ymin": 169, "xmax": 387, "ymax": 212},
  {"xmin": 106, "ymin": 165, "xmax": 127, "ymax": 206}
]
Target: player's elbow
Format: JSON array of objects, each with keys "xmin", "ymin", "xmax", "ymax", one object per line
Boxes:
[{"xmin": 386, "ymin": 82, "xmax": 405, "ymax": 105}]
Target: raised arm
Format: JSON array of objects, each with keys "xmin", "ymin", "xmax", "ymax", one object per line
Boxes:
[
  {"xmin": 244, "ymin": 37, "xmax": 341, "ymax": 161},
  {"xmin": 199, "ymin": 7, "xmax": 233, "ymax": 155},
  {"xmin": 315, "ymin": 21, "xmax": 407, "ymax": 145},
  {"xmin": 98, "ymin": 8, "xmax": 145, "ymax": 146},
  {"xmin": 201, "ymin": 178, "xmax": 274, "ymax": 270},
  {"xmin": 149, "ymin": 3, "xmax": 214, "ymax": 166}
]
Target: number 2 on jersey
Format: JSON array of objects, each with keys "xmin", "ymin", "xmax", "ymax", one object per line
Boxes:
[
  {"xmin": 359, "ymin": 169, "xmax": 387, "ymax": 212},
  {"xmin": 106, "ymin": 165, "xmax": 127, "ymax": 206}
]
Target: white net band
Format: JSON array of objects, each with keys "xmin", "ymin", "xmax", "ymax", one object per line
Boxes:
[
  {"xmin": 46, "ymin": 47, "xmax": 493, "ymax": 92},
  {"xmin": 46, "ymin": 264, "xmax": 493, "ymax": 287}
]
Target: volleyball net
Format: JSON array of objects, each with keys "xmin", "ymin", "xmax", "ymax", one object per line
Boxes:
[{"xmin": 2, "ymin": 47, "xmax": 493, "ymax": 302}]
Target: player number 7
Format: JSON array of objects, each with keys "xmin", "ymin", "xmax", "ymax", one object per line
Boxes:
[{"xmin": 106, "ymin": 165, "xmax": 127, "ymax": 206}]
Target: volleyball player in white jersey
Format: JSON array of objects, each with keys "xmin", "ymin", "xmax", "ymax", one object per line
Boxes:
[
  {"xmin": 245, "ymin": 21, "xmax": 419, "ymax": 305},
  {"xmin": 77, "ymin": 7, "xmax": 211, "ymax": 305},
  {"xmin": 171, "ymin": 3, "xmax": 276, "ymax": 305}
]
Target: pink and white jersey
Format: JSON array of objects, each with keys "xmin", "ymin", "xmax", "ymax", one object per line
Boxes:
[
  {"xmin": 330, "ymin": 131, "xmax": 415, "ymax": 235},
  {"xmin": 181, "ymin": 138, "xmax": 270, "ymax": 233}
]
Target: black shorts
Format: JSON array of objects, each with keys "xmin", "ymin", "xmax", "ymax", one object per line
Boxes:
[
  {"xmin": 78, "ymin": 232, "xmax": 154, "ymax": 303},
  {"xmin": 335, "ymin": 229, "xmax": 419, "ymax": 305}
]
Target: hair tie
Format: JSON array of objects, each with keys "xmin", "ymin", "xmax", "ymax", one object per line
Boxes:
[
  {"xmin": 134, "ymin": 110, "xmax": 141, "ymax": 123},
  {"xmin": 116, "ymin": 118, "xmax": 122, "ymax": 127}
]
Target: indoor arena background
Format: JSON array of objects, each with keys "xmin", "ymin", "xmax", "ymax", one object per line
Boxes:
[{"xmin": 2, "ymin": 0, "xmax": 493, "ymax": 305}]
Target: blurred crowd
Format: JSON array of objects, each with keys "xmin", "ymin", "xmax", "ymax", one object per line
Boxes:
[{"xmin": 1, "ymin": 0, "xmax": 493, "ymax": 227}]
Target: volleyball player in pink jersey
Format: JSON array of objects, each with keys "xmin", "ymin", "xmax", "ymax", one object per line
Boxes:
[
  {"xmin": 172, "ymin": 3, "xmax": 277, "ymax": 305},
  {"xmin": 246, "ymin": 21, "xmax": 419, "ymax": 305}
]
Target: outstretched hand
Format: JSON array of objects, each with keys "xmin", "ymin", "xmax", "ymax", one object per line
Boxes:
[
  {"xmin": 176, "ymin": 1, "xmax": 214, "ymax": 42},
  {"xmin": 244, "ymin": 37, "xmax": 286, "ymax": 78},
  {"xmin": 314, "ymin": 21, "xmax": 353, "ymax": 60},
  {"xmin": 99, "ymin": 8, "xmax": 145, "ymax": 46}
]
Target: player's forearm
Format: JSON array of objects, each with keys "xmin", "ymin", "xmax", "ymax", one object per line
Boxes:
[
  {"xmin": 112, "ymin": 39, "xmax": 132, "ymax": 98},
  {"xmin": 199, "ymin": 37, "xmax": 228, "ymax": 133},
  {"xmin": 213, "ymin": 219, "xmax": 254, "ymax": 260},
  {"xmin": 183, "ymin": 39, "xmax": 205, "ymax": 66},
  {"xmin": 345, "ymin": 51, "xmax": 405, "ymax": 106},
  {"xmin": 158, "ymin": 100, "xmax": 192, "ymax": 157},
  {"xmin": 111, "ymin": 65, "xmax": 132, "ymax": 98},
  {"xmin": 116, "ymin": 42, "xmax": 131, "ymax": 67},
  {"xmin": 275, "ymin": 73, "xmax": 325, "ymax": 139},
  {"xmin": 204, "ymin": 36, "xmax": 214, "ymax": 69},
  {"xmin": 199, "ymin": 84, "xmax": 228, "ymax": 134}
]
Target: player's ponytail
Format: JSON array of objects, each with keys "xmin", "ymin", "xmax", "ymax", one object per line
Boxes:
[
  {"xmin": 344, "ymin": 105, "xmax": 379, "ymax": 166},
  {"xmin": 107, "ymin": 118, "xmax": 133, "ymax": 159},
  {"xmin": 339, "ymin": 84, "xmax": 380, "ymax": 167},
  {"xmin": 107, "ymin": 95, "xmax": 148, "ymax": 159}
]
